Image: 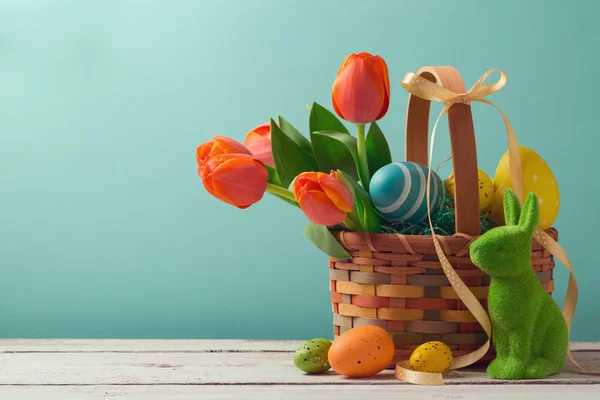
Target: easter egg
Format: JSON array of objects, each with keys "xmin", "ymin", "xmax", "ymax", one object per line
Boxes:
[
  {"xmin": 445, "ymin": 169, "xmax": 494, "ymax": 212},
  {"xmin": 492, "ymin": 146, "xmax": 560, "ymax": 230},
  {"xmin": 328, "ymin": 325, "xmax": 395, "ymax": 377},
  {"xmin": 409, "ymin": 341, "xmax": 453, "ymax": 373},
  {"xmin": 293, "ymin": 338, "xmax": 332, "ymax": 374},
  {"xmin": 370, "ymin": 162, "xmax": 444, "ymax": 224},
  {"xmin": 489, "ymin": 182, "xmax": 509, "ymax": 227}
]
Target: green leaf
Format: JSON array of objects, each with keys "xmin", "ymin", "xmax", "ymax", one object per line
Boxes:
[
  {"xmin": 366, "ymin": 121, "xmax": 392, "ymax": 176},
  {"xmin": 309, "ymin": 102, "xmax": 356, "ymax": 176},
  {"xmin": 270, "ymin": 119, "xmax": 319, "ymax": 188},
  {"xmin": 311, "ymin": 131, "xmax": 359, "ymax": 179},
  {"xmin": 303, "ymin": 222, "xmax": 351, "ymax": 258},
  {"xmin": 265, "ymin": 164, "xmax": 281, "ymax": 186},
  {"xmin": 339, "ymin": 176, "xmax": 365, "ymax": 229},
  {"xmin": 309, "ymin": 102, "xmax": 349, "ymax": 134},
  {"xmin": 277, "ymin": 115, "xmax": 314, "ymax": 155},
  {"xmin": 264, "ymin": 166, "xmax": 298, "ymax": 206},
  {"xmin": 336, "ymin": 170, "xmax": 382, "ymax": 233}
]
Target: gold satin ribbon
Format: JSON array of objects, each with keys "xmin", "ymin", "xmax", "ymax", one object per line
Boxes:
[{"xmin": 395, "ymin": 68, "xmax": 592, "ymax": 385}]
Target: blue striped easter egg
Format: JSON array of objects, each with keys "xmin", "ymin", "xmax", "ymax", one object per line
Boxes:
[{"xmin": 369, "ymin": 162, "xmax": 444, "ymax": 224}]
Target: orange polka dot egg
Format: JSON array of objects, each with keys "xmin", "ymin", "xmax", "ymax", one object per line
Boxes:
[{"xmin": 328, "ymin": 325, "xmax": 395, "ymax": 377}]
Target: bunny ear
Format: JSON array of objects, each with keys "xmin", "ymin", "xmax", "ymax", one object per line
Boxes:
[
  {"xmin": 519, "ymin": 192, "xmax": 540, "ymax": 237},
  {"xmin": 503, "ymin": 188, "xmax": 521, "ymax": 226}
]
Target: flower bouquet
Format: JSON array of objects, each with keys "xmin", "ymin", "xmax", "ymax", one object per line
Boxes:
[{"xmin": 196, "ymin": 53, "xmax": 496, "ymax": 257}]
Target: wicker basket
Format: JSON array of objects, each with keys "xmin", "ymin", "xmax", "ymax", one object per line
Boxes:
[{"xmin": 328, "ymin": 66, "xmax": 558, "ymax": 367}]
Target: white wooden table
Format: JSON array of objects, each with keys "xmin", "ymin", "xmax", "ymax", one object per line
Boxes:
[{"xmin": 0, "ymin": 340, "xmax": 599, "ymax": 399}]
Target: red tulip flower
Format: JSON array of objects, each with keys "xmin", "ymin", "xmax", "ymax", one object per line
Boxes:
[
  {"xmin": 293, "ymin": 171, "xmax": 354, "ymax": 226},
  {"xmin": 198, "ymin": 153, "xmax": 268, "ymax": 209},
  {"xmin": 196, "ymin": 136, "xmax": 268, "ymax": 209},
  {"xmin": 244, "ymin": 122, "xmax": 274, "ymax": 167},
  {"xmin": 332, "ymin": 52, "xmax": 390, "ymax": 124},
  {"xmin": 196, "ymin": 136, "xmax": 250, "ymax": 168}
]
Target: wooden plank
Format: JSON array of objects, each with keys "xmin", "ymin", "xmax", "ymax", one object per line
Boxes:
[
  {"xmin": 0, "ymin": 351, "xmax": 598, "ymax": 385},
  {"xmin": 0, "ymin": 339, "xmax": 597, "ymax": 353},
  {"xmin": 0, "ymin": 339, "xmax": 306, "ymax": 353},
  {"xmin": 0, "ymin": 384, "xmax": 599, "ymax": 400}
]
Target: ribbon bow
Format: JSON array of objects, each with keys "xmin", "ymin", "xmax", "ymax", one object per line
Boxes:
[
  {"xmin": 394, "ymin": 69, "xmax": 587, "ymax": 385},
  {"xmin": 402, "ymin": 68, "xmax": 508, "ymax": 107},
  {"xmin": 401, "ymin": 68, "xmax": 523, "ymax": 202}
]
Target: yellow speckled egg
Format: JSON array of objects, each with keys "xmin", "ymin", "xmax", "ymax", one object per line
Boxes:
[
  {"xmin": 409, "ymin": 341, "xmax": 453, "ymax": 373},
  {"xmin": 492, "ymin": 146, "xmax": 560, "ymax": 230},
  {"xmin": 445, "ymin": 169, "xmax": 493, "ymax": 212}
]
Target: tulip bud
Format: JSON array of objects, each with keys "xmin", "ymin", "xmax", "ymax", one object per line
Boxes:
[
  {"xmin": 332, "ymin": 52, "xmax": 390, "ymax": 124},
  {"xmin": 293, "ymin": 171, "xmax": 354, "ymax": 226},
  {"xmin": 199, "ymin": 153, "xmax": 268, "ymax": 209},
  {"xmin": 196, "ymin": 136, "xmax": 250, "ymax": 168},
  {"xmin": 243, "ymin": 122, "xmax": 274, "ymax": 167}
]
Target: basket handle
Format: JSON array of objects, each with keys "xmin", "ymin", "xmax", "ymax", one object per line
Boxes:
[{"xmin": 404, "ymin": 66, "xmax": 480, "ymax": 236}]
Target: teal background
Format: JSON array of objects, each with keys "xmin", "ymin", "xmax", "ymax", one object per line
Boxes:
[{"xmin": 0, "ymin": 0, "xmax": 598, "ymax": 340}]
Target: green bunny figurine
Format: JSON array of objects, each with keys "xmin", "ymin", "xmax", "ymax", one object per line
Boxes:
[{"xmin": 470, "ymin": 189, "xmax": 568, "ymax": 379}]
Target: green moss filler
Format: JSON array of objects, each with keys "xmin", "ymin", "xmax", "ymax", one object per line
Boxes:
[
  {"xmin": 470, "ymin": 189, "xmax": 568, "ymax": 379},
  {"xmin": 377, "ymin": 196, "xmax": 497, "ymax": 236}
]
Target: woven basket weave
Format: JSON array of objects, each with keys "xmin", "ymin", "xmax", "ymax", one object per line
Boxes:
[{"xmin": 329, "ymin": 66, "xmax": 558, "ymax": 367}]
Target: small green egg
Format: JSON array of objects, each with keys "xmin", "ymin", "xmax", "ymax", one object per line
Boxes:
[{"xmin": 293, "ymin": 338, "xmax": 332, "ymax": 374}]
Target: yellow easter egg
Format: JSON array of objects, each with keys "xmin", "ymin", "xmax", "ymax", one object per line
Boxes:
[
  {"xmin": 492, "ymin": 146, "xmax": 560, "ymax": 230},
  {"xmin": 445, "ymin": 169, "xmax": 493, "ymax": 212},
  {"xmin": 409, "ymin": 341, "xmax": 453, "ymax": 373},
  {"xmin": 477, "ymin": 169, "xmax": 494, "ymax": 212},
  {"xmin": 444, "ymin": 174, "xmax": 455, "ymax": 200},
  {"xmin": 489, "ymin": 183, "xmax": 508, "ymax": 226}
]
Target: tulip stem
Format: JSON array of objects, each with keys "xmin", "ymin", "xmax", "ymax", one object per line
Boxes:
[
  {"xmin": 266, "ymin": 184, "xmax": 299, "ymax": 206},
  {"xmin": 355, "ymin": 124, "xmax": 370, "ymax": 190},
  {"xmin": 343, "ymin": 214, "xmax": 360, "ymax": 231}
]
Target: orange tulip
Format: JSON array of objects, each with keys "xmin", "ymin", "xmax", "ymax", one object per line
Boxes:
[
  {"xmin": 198, "ymin": 153, "xmax": 268, "ymax": 209},
  {"xmin": 244, "ymin": 122, "xmax": 274, "ymax": 167},
  {"xmin": 196, "ymin": 136, "xmax": 250, "ymax": 168},
  {"xmin": 293, "ymin": 171, "xmax": 354, "ymax": 226},
  {"xmin": 332, "ymin": 52, "xmax": 390, "ymax": 124}
]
